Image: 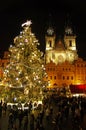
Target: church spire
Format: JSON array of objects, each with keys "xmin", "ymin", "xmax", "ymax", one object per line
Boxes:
[
  {"xmin": 64, "ymin": 14, "xmax": 78, "ymax": 56},
  {"xmin": 45, "ymin": 14, "xmax": 56, "ymax": 51},
  {"xmin": 46, "ymin": 14, "xmax": 55, "ymax": 36},
  {"xmin": 64, "ymin": 14, "xmax": 73, "ymax": 35}
]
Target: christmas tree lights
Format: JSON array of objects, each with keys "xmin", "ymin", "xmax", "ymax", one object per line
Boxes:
[{"xmin": 3, "ymin": 20, "xmax": 47, "ymax": 102}]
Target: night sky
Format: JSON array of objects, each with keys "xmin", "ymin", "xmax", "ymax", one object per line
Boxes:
[{"xmin": 0, "ymin": 0, "xmax": 86, "ymax": 59}]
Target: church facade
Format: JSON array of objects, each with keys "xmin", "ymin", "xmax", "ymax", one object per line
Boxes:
[{"xmin": 45, "ymin": 24, "xmax": 86, "ymax": 90}]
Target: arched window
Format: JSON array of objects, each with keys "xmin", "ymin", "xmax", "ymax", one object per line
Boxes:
[
  {"xmin": 49, "ymin": 40, "xmax": 52, "ymax": 47},
  {"xmin": 63, "ymin": 76, "xmax": 65, "ymax": 80},
  {"xmin": 69, "ymin": 40, "xmax": 72, "ymax": 46}
]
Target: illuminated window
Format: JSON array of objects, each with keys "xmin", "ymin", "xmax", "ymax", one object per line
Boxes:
[
  {"xmin": 49, "ymin": 40, "xmax": 52, "ymax": 47},
  {"xmin": 0, "ymin": 62, "xmax": 2, "ymax": 66},
  {"xmin": 69, "ymin": 40, "xmax": 72, "ymax": 46},
  {"xmin": 71, "ymin": 76, "xmax": 73, "ymax": 80},
  {"xmin": 81, "ymin": 64, "xmax": 83, "ymax": 67},
  {"xmin": 46, "ymin": 76, "xmax": 48, "ymax": 79},
  {"xmin": 54, "ymin": 76, "xmax": 56, "ymax": 79},
  {"xmin": 50, "ymin": 76, "xmax": 52, "ymax": 79},
  {"xmin": 63, "ymin": 76, "xmax": 65, "ymax": 80},
  {"xmin": 53, "ymin": 68, "xmax": 55, "ymax": 71},
  {"xmin": 50, "ymin": 68, "xmax": 52, "ymax": 71},
  {"xmin": 77, "ymin": 64, "xmax": 79, "ymax": 67},
  {"xmin": 67, "ymin": 76, "xmax": 69, "ymax": 80},
  {"xmin": 2, "ymin": 63, "xmax": 4, "ymax": 67}
]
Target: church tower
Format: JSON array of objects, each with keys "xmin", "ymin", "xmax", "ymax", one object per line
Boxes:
[
  {"xmin": 45, "ymin": 14, "xmax": 56, "ymax": 51},
  {"xmin": 45, "ymin": 25, "xmax": 56, "ymax": 63},
  {"xmin": 45, "ymin": 15, "xmax": 78, "ymax": 64},
  {"xmin": 64, "ymin": 26, "xmax": 77, "ymax": 52},
  {"xmin": 63, "ymin": 16, "xmax": 78, "ymax": 61},
  {"xmin": 45, "ymin": 26, "xmax": 56, "ymax": 51}
]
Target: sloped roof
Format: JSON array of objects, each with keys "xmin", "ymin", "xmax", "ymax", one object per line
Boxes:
[{"xmin": 55, "ymin": 39, "xmax": 66, "ymax": 51}]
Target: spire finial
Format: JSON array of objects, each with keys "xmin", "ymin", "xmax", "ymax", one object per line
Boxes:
[{"xmin": 64, "ymin": 14, "xmax": 73, "ymax": 35}]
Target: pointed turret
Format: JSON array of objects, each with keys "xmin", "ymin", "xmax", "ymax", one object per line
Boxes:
[
  {"xmin": 64, "ymin": 15, "xmax": 77, "ymax": 51},
  {"xmin": 45, "ymin": 14, "xmax": 56, "ymax": 51},
  {"xmin": 64, "ymin": 14, "xmax": 78, "ymax": 61}
]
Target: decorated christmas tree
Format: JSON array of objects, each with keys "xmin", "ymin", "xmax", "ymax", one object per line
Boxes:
[{"xmin": 2, "ymin": 20, "xmax": 47, "ymax": 102}]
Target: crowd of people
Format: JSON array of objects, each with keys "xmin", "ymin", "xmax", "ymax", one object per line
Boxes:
[{"xmin": 0, "ymin": 95, "xmax": 86, "ymax": 130}]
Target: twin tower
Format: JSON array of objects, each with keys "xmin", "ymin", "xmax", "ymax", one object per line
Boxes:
[{"xmin": 45, "ymin": 22, "xmax": 78, "ymax": 64}]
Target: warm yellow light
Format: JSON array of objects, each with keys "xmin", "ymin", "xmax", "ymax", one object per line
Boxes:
[
  {"xmin": 75, "ymin": 80, "xmax": 81, "ymax": 85},
  {"xmin": 25, "ymin": 76, "xmax": 28, "ymax": 79},
  {"xmin": 16, "ymin": 78, "xmax": 19, "ymax": 80}
]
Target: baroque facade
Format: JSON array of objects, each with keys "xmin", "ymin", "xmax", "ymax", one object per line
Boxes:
[{"xmin": 45, "ymin": 24, "xmax": 86, "ymax": 89}]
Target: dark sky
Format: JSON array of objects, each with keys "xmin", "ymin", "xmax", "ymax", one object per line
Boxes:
[{"xmin": 0, "ymin": 0, "xmax": 86, "ymax": 59}]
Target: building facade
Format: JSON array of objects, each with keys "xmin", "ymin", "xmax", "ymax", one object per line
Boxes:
[
  {"xmin": 45, "ymin": 24, "xmax": 86, "ymax": 89},
  {"xmin": 0, "ymin": 51, "xmax": 9, "ymax": 80}
]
